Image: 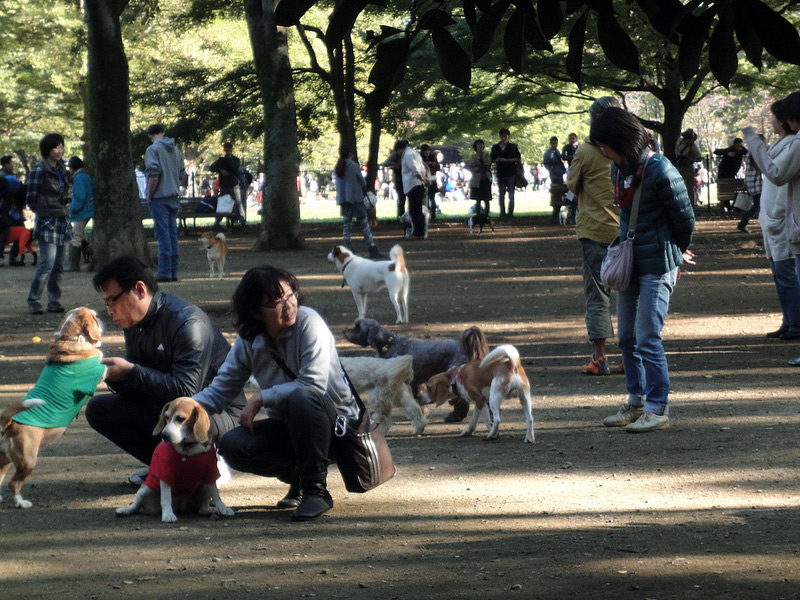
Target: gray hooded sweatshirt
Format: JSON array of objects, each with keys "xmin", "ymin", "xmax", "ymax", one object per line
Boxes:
[{"xmin": 145, "ymin": 137, "xmax": 186, "ymax": 200}]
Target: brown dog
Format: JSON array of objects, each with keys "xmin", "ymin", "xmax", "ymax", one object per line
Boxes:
[
  {"xmin": 116, "ymin": 397, "xmax": 234, "ymax": 522},
  {"xmin": 198, "ymin": 231, "xmax": 227, "ymax": 278},
  {"xmin": 421, "ymin": 344, "xmax": 534, "ymax": 443},
  {"xmin": 0, "ymin": 307, "xmax": 105, "ymax": 508}
]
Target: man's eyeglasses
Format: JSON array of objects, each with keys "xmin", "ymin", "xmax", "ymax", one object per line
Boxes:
[
  {"xmin": 261, "ymin": 291, "xmax": 298, "ymax": 311},
  {"xmin": 103, "ymin": 289, "xmax": 129, "ymax": 308}
]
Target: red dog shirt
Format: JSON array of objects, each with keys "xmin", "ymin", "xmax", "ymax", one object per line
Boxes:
[{"xmin": 145, "ymin": 442, "xmax": 219, "ymax": 496}]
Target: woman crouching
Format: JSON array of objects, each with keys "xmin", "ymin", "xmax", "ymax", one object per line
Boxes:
[{"xmin": 194, "ymin": 265, "xmax": 358, "ymax": 520}]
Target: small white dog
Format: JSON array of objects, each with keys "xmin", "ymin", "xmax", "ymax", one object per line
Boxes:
[
  {"xmin": 421, "ymin": 345, "xmax": 534, "ymax": 444},
  {"xmin": 198, "ymin": 231, "xmax": 227, "ymax": 278},
  {"xmin": 341, "ymin": 355, "xmax": 427, "ymax": 435},
  {"xmin": 327, "ymin": 244, "xmax": 410, "ymax": 324},
  {"xmin": 116, "ymin": 397, "xmax": 234, "ymax": 523},
  {"xmin": 399, "ymin": 206, "xmax": 430, "ymax": 239}
]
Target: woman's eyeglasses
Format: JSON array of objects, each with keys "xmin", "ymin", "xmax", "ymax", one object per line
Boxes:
[{"xmin": 262, "ymin": 291, "xmax": 298, "ymax": 311}]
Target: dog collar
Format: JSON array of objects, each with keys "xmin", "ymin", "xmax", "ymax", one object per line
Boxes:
[
  {"xmin": 379, "ymin": 338, "xmax": 393, "ymax": 355},
  {"xmin": 55, "ymin": 334, "xmax": 85, "ymax": 343},
  {"xmin": 341, "ymin": 258, "xmax": 354, "ymax": 273}
]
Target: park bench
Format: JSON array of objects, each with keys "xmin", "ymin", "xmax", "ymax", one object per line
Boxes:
[
  {"xmin": 715, "ymin": 178, "xmax": 745, "ymax": 211},
  {"xmin": 139, "ymin": 198, "xmax": 243, "ymax": 235}
]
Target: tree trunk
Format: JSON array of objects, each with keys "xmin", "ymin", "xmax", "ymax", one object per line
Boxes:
[
  {"xmin": 244, "ymin": 0, "xmax": 303, "ymax": 251},
  {"xmin": 365, "ymin": 107, "xmax": 383, "ymax": 227},
  {"xmin": 84, "ymin": 0, "xmax": 149, "ymax": 267}
]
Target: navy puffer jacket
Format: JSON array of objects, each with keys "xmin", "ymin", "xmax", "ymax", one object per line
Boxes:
[{"xmin": 613, "ymin": 152, "xmax": 695, "ymax": 276}]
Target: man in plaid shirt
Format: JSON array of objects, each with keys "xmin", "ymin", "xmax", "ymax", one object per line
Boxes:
[
  {"xmin": 26, "ymin": 133, "xmax": 73, "ymax": 315},
  {"xmin": 737, "ymin": 134, "xmax": 765, "ymax": 234}
]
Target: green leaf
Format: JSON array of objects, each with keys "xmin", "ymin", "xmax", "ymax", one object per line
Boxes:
[
  {"xmin": 274, "ymin": 0, "xmax": 318, "ymax": 26},
  {"xmin": 326, "ymin": 0, "xmax": 370, "ymax": 48},
  {"xmin": 432, "ymin": 27, "xmax": 472, "ymax": 90},
  {"xmin": 708, "ymin": 12, "xmax": 737, "ymax": 88},
  {"xmin": 523, "ymin": 10, "xmax": 554, "ymax": 51},
  {"xmin": 464, "ymin": 0, "xmax": 478, "ymax": 32},
  {"xmin": 418, "ymin": 8, "xmax": 457, "ymax": 30},
  {"xmin": 537, "ymin": 0, "xmax": 563, "ymax": 38},
  {"xmin": 677, "ymin": 8, "xmax": 715, "ymax": 84},
  {"xmin": 748, "ymin": 0, "xmax": 800, "ymax": 66},
  {"xmin": 472, "ymin": 0, "xmax": 511, "ymax": 60},
  {"xmin": 566, "ymin": 9, "xmax": 588, "ymax": 90},
  {"xmin": 365, "ymin": 25, "xmax": 404, "ymax": 51},
  {"xmin": 504, "ymin": 10, "xmax": 527, "ymax": 72},
  {"xmin": 734, "ymin": 0, "xmax": 763, "ymax": 71},
  {"xmin": 597, "ymin": 11, "xmax": 640, "ymax": 75}
]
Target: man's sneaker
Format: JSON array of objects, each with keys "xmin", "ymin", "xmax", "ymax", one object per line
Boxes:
[
  {"xmin": 625, "ymin": 411, "xmax": 670, "ymax": 433},
  {"xmin": 603, "ymin": 403, "xmax": 643, "ymax": 427},
  {"xmin": 582, "ymin": 355, "xmax": 610, "ymax": 376},
  {"xmin": 128, "ymin": 468, "xmax": 148, "ymax": 487}
]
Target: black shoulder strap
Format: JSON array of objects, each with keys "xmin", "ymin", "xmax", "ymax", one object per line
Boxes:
[{"xmin": 270, "ymin": 351, "xmax": 297, "ymax": 380}]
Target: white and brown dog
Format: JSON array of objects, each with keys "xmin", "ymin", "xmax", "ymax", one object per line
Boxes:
[
  {"xmin": 341, "ymin": 355, "xmax": 426, "ymax": 435},
  {"xmin": 327, "ymin": 244, "xmax": 410, "ymax": 324},
  {"xmin": 116, "ymin": 397, "xmax": 234, "ymax": 523},
  {"xmin": 0, "ymin": 307, "xmax": 106, "ymax": 508},
  {"xmin": 198, "ymin": 231, "xmax": 227, "ymax": 278},
  {"xmin": 421, "ymin": 345, "xmax": 534, "ymax": 443}
]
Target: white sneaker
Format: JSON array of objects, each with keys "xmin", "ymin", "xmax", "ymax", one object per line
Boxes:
[
  {"xmin": 216, "ymin": 456, "xmax": 232, "ymax": 487},
  {"xmin": 625, "ymin": 411, "xmax": 670, "ymax": 433},
  {"xmin": 603, "ymin": 403, "xmax": 643, "ymax": 427}
]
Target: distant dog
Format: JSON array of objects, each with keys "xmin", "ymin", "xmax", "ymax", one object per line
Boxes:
[
  {"xmin": 198, "ymin": 231, "xmax": 227, "ymax": 278},
  {"xmin": 399, "ymin": 206, "xmax": 430, "ymax": 239},
  {"xmin": 468, "ymin": 212, "xmax": 495, "ymax": 235},
  {"xmin": 80, "ymin": 239, "xmax": 94, "ymax": 264},
  {"xmin": 342, "ymin": 318, "xmax": 488, "ymax": 399},
  {"xmin": 116, "ymin": 397, "xmax": 234, "ymax": 523},
  {"xmin": 0, "ymin": 307, "xmax": 106, "ymax": 508},
  {"xmin": 421, "ymin": 345, "xmax": 534, "ymax": 443},
  {"xmin": 328, "ymin": 244, "xmax": 410, "ymax": 324},
  {"xmin": 341, "ymin": 355, "xmax": 426, "ymax": 435}
]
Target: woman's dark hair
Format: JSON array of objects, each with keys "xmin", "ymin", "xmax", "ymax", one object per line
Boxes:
[
  {"xmin": 590, "ymin": 107, "xmax": 650, "ymax": 162},
  {"xmin": 67, "ymin": 156, "xmax": 84, "ymax": 172},
  {"xmin": 771, "ymin": 99, "xmax": 793, "ymax": 135},
  {"xmin": 420, "ymin": 144, "xmax": 430, "ymax": 153},
  {"xmin": 232, "ymin": 265, "xmax": 304, "ymax": 341},
  {"xmin": 588, "ymin": 96, "xmax": 620, "ymax": 122},
  {"xmin": 681, "ymin": 129, "xmax": 697, "ymax": 142},
  {"xmin": 782, "ymin": 91, "xmax": 800, "ymax": 126},
  {"xmin": 93, "ymin": 255, "xmax": 158, "ymax": 295},
  {"xmin": 393, "ymin": 139, "xmax": 410, "ymax": 152},
  {"xmin": 472, "ymin": 139, "xmax": 485, "ymax": 151},
  {"xmin": 39, "ymin": 133, "xmax": 64, "ymax": 159},
  {"xmin": 334, "ymin": 147, "xmax": 350, "ymax": 179},
  {"xmin": 12, "ymin": 183, "xmax": 27, "ymax": 212}
]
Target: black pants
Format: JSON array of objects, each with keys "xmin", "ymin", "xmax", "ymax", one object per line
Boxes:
[
  {"xmin": 218, "ymin": 386, "xmax": 337, "ymax": 487},
  {"xmin": 85, "ymin": 392, "xmax": 239, "ymax": 466},
  {"xmin": 406, "ymin": 185, "xmax": 426, "ymax": 238},
  {"xmin": 738, "ymin": 192, "xmax": 761, "ymax": 228}
]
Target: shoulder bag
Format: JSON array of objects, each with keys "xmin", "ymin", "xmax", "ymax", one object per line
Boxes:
[
  {"xmin": 269, "ymin": 351, "xmax": 396, "ymax": 493},
  {"xmin": 600, "ymin": 154, "xmax": 652, "ymax": 292}
]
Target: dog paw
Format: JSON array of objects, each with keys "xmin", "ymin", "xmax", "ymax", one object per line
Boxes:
[
  {"xmin": 115, "ymin": 506, "xmax": 134, "ymax": 517},
  {"xmin": 459, "ymin": 429, "xmax": 473, "ymax": 437},
  {"xmin": 161, "ymin": 511, "xmax": 178, "ymax": 523},
  {"xmin": 218, "ymin": 506, "xmax": 235, "ymax": 517},
  {"xmin": 524, "ymin": 435, "xmax": 534, "ymax": 444},
  {"xmin": 15, "ymin": 498, "xmax": 32, "ymax": 509}
]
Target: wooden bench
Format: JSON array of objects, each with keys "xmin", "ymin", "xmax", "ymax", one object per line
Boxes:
[
  {"xmin": 715, "ymin": 178, "xmax": 745, "ymax": 210},
  {"xmin": 140, "ymin": 198, "xmax": 241, "ymax": 235}
]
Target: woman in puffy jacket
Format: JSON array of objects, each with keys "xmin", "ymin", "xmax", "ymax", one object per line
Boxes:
[{"xmin": 590, "ymin": 108, "xmax": 695, "ymax": 433}]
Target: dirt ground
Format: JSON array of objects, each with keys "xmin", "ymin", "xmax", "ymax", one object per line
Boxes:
[{"xmin": 1, "ymin": 213, "xmax": 799, "ymax": 600}]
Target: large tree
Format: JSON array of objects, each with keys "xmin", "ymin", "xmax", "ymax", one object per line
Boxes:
[
  {"xmin": 244, "ymin": 0, "xmax": 303, "ymax": 250},
  {"xmin": 84, "ymin": 0, "xmax": 150, "ymax": 264}
]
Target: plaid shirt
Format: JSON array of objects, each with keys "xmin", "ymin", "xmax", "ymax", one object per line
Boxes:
[
  {"xmin": 28, "ymin": 158, "xmax": 72, "ymax": 245},
  {"xmin": 744, "ymin": 155, "xmax": 763, "ymax": 196},
  {"xmin": 33, "ymin": 216, "xmax": 73, "ymax": 245}
]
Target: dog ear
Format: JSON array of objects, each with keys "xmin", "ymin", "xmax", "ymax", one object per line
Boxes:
[
  {"xmin": 428, "ymin": 371, "xmax": 453, "ymax": 406},
  {"xmin": 82, "ymin": 309, "xmax": 103, "ymax": 346},
  {"xmin": 153, "ymin": 401, "xmax": 172, "ymax": 436},
  {"xmin": 190, "ymin": 403, "xmax": 211, "ymax": 443},
  {"xmin": 366, "ymin": 324, "xmax": 384, "ymax": 350}
]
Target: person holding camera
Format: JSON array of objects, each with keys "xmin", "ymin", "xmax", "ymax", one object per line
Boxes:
[
  {"xmin": 26, "ymin": 133, "xmax": 73, "ymax": 315},
  {"xmin": 675, "ymin": 129, "xmax": 702, "ymax": 207}
]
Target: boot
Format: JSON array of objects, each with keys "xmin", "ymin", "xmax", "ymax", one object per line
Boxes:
[
  {"xmin": 276, "ymin": 473, "xmax": 302, "ymax": 509},
  {"xmin": 63, "ymin": 245, "xmax": 81, "ymax": 272},
  {"xmin": 291, "ymin": 476, "xmax": 333, "ymax": 521},
  {"xmin": 368, "ymin": 245, "xmax": 387, "ymax": 259}
]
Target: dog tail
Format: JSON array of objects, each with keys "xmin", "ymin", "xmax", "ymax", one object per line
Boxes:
[
  {"xmin": 216, "ymin": 232, "xmax": 226, "ymax": 242},
  {"xmin": 390, "ymin": 244, "xmax": 407, "ymax": 273},
  {"xmin": 0, "ymin": 398, "xmax": 46, "ymax": 429},
  {"xmin": 480, "ymin": 344, "xmax": 519, "ymax": 367},
  {"xmin": 461, "ymin": 326, "xmax": 489, "ymax": 361}
]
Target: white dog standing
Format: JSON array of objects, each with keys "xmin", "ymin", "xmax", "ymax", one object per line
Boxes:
[{"xmin": 327, "ymin": 244, "xmax": 410, "ymax": 324}]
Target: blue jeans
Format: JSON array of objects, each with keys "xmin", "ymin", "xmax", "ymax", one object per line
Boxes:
[
  {"xmin": 27, "ymin": 240, "xmax": 66, "ymax": 311},
  {"xmin": 497, "ymin": 175, "xmax": 516, "ymax": 216},
  {"xmin": 772, "ymin": 258, "xmax": 800, "ymax": 332},
  {"xmin": 341, "ymin": 202, "xmax": 374, "ymax": 247},
  {"xmin": 149, "ymin": 197, "xmax": 179, "ymax": 279},
  {"xmin": 617, "ymin": 268, "xmax": 678, "ymax": 416}
]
